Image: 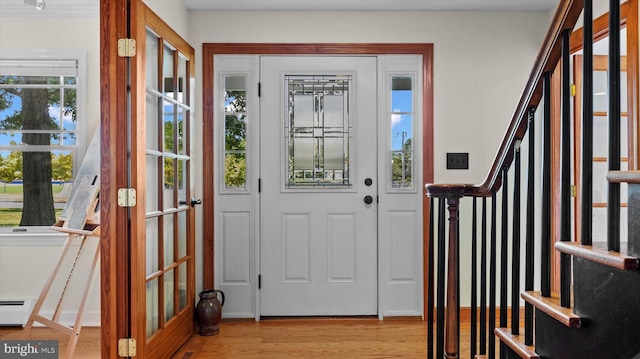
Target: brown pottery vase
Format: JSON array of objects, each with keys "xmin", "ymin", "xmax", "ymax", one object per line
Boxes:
[{"xmin": 195, "ymin": 289, "xmax": 225, "ymax": 335}]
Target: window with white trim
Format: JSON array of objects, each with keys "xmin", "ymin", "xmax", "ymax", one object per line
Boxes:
[{"xmin": 0, "ymin": 54, "xmax": 84, "ymax": 230}]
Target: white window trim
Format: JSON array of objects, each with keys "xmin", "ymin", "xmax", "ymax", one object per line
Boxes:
[{"xmin": 0, "ymin": 49, "xmax": 87, "ymax": 234}]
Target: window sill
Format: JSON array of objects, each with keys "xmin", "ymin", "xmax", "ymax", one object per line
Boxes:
[{"xmin": 0, "ymin": 229, "xmax": 68, "ymax": 246}]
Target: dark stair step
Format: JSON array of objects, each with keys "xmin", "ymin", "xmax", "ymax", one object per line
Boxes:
[
  {"xmin": 521, "ymin": 291, "xmax": 580, "ymax": 328},
  {"xmin": 494, "ymin": 328, "xmax": 539, "ymax": 359},
  {"xmin": 534, "ymin": 256, "xmax": 640, "ymax": 359},
  {"xmin": 555, "ymin": 241, "xmax": 639, "ymax": 270}
]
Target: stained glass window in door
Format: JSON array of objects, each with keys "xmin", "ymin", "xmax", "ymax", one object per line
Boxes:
[{"xmin": 285, "ymin": 75, "xmax": 352, "ymax": 188}]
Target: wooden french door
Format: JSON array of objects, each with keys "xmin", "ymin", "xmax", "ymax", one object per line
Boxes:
[{"xmin": 100, "ymin": 0, "xmax": 196, "ymax": 357}]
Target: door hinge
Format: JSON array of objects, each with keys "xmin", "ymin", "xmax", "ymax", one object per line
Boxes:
[
  {"xmin": 118, "ymin": 38, "xmax": 137, "ymax": 58},
  {"xmin": 570, "ymin": 84, "xmax": 576, "ymax": 97},
  {"xmin": 258, "ymin": 178, "xmax": 261, "ymax": 193},
  {"xmin": 258, "ymin": 274, "xmax": 261, "ymax": 289},
  {"xmin": 571, "ymin": 185, "xmax": 577, "ymax": 197},
  {"xmin": 118, "ymin": 338, "xmax": 137, "ymax": 357},
  {"xmin": 118, "ymin": 188, "xmax": 137, "ymax": 207},
  {"xmin": 258, "ymin": 82, "xmax": 261, "ymax": 97}
]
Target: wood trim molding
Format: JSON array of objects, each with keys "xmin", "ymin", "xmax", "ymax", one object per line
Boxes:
[
  {"xmin": 570, "ymin": 2, "xmax": 630, "ymax": 54},
  {"xmin": 201, "ymin": 43, "xmax": 435, "ymax": 318},
  {"xmin": 99, "ymin": 0, "xmax": 130, "ymax": 357}
]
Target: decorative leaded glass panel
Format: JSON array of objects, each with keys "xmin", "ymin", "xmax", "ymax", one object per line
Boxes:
[{"xmin": 285, "ymin": 75, "xmax": 352, "ymax": 188}]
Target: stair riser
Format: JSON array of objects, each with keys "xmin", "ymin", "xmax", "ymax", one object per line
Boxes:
[
  {"xmin": 503, "ymin": 344, "xmax": 530, "ymax": 359},
  {"xmin": 629, "ymin": 183, "xmax": 640, "ymax": 257},
  {"xmin": 534, "ymin": 258, "xmax": 640, "ymax": 358}
]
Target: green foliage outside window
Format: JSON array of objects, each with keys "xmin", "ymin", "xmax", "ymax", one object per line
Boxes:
[
  {"xmin": 0, "ymin": 73, "xmax": 78, "ymax": 226},
  {"xmin": 391, "ymin": 138, "xmax": 412, "ymax": 188},
  {"xmin": 224, "ymin": 88, "xmax": 247, "ymax": 190}
]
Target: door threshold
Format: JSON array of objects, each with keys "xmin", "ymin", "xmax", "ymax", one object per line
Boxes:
[{"xmin": 260, "ymin": 315, "xmax": 379, "ymax": 321}]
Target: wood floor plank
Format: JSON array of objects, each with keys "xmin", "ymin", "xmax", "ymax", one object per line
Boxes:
[{"xmin": 1, "ymin": 318, "xmax": 481, "ymax": 358}]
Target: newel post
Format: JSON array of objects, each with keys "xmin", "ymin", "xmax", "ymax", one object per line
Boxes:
[{"xmin": 444, "ymin": 195, "xmax": 461, "ymax": 359}]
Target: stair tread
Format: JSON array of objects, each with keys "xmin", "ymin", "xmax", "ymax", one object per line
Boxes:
[
  {"xmin": 494, "ymin": 327, "xmax": 539, "ymax": 359},
  {"xmin": 522, "ymin": 291, "xmax": 581, "ymax": 328},
  {"xmin": 607, "ymin": 170, "xmax": 640, "ymax": 184},
  {"xmin": 555, "ymin": 241, "xmax": 639, "ymax": 270}
]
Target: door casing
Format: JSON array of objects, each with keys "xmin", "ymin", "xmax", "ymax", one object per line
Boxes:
[{"xmin": 202, "ymin": 43, "xmax": 434, "ymax": 318}]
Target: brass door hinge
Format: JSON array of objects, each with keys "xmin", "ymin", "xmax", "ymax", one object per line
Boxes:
[
  {"xmin": 118, "ymin": 188, "xmax": 137, "ymax": 207},
  {"xmin": 570, "ymin": 84, "xmax": 576, "ymax": 97},
  {"xmin": 118, "ymin": 338, "xmax": 137, "ymax": 357},
  {"xmin": 571, "ymin": 185, "xmax": 577, "ymax": 197},
  {"xmin": 118, "ymin": 38, "xmax": 137, "ymax": 58}
]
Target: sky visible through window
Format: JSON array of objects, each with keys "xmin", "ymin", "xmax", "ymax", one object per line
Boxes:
[
  {"xmin": 0, "ymin": 86, "xmax": 77, "ymax": 158},
  {"xmin": 391, "ymin": 88, "xmax": 412, "ymax": 151}
]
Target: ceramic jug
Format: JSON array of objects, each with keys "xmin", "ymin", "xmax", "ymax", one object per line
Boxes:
[{"xmin": 195, "ymin": 289, "xmax": 225, "ymax": 335}]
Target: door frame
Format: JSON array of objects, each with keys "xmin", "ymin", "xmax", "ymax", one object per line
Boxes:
[
  {"xmin": 202, "ymin": 43, "xmax": 434, "ymax": 317},
  {"xmin": 100, "ymin": 0, "xmax": 131, "ymax": 356}
]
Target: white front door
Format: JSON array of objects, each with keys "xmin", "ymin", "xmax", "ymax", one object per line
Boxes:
[{"xmin": 259, "ymin": 56, "xmax": 378, "ymax": 316}]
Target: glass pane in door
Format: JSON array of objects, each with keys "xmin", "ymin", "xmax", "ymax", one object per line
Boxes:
[
  {"xmin": 285, "ymin": 75, "xmax": 352, "ymax": 188},
  {"xmin": 390, "ymin": 76, "xmax": 414, "ymax": 190},
  {"xmin": 223, "ymin": 75, "xmax": 248, "ymax": 191}
]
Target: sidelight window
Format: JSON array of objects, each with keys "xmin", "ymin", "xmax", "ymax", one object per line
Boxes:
[
  {"xmin": 223, "ymin": 75, "xmax": 248, "ymax": 191},
  {"xmin": 390, "ymin": 75, "xmax": 414, "ymax": 190}
]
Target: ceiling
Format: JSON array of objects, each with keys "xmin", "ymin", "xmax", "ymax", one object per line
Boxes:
[
  {"xmin": 0, "ymin": 0, "xmax": 560, "ymax": 17},
  {"xmin": 183, "ymin": 0, "xmax": 560, "ymax": 12}
]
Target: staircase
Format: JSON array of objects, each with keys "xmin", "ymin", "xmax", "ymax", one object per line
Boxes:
[{"xmin": 424, "ymin": 0, "xmax": 640, "ymax": 358}]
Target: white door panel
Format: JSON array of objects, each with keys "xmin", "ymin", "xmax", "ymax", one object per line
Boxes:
[{"xmin": 260, "ymin": 56, "xmax": 378, "ymax": 316}]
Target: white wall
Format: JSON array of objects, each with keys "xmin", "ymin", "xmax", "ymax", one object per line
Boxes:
[
  {"xmin": 0, "ymin": 16, "xmax": 101, "ymax": 326},
  {"xmin": 187, "ymin": 10, "xmax": 550, "ymax": 186},
  {"xmin": 144, "ymin": 0, "xmax": 190, "ymax": 41},
  {"xmin": 0, "ymin": 5, "xmax": 556, "ymax": 323},
  {"xmin": 187, "ymin": 10, "xmax": 552, "ymax": 307}
]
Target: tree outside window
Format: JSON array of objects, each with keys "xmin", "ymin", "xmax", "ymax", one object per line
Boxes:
[
  {"xmin": 223, "ymin": 77, "xmax": 248, "ymax": 191},
  {"xmin": 0, "ymin": 59, "xmax": 79, "ymax": 228}
]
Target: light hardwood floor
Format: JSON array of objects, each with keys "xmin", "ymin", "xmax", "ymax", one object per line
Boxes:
[{"xmin": 1, "ymin": 318, "xmax": 476, "ymax": 358}]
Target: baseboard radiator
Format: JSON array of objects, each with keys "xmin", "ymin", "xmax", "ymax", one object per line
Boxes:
[{"xmin": 0, "ymin": 299, "xmax": 34, "ymax": 326}]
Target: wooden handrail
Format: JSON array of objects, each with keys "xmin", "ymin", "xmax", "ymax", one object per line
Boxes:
[
  {"xmin": 607, "ymin": 170, "xmax": 640, "ymax": 183},
  {"xmin": 426, "ymin": 0, "xmax": 584, "ymax": 198}
]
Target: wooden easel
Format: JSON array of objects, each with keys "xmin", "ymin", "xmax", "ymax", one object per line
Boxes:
[
  {"xmin": 22, "ymin": 201, "xmax": 100, "ymax": 359},
  {"xmin": 22, "ymin": 128, "xmax": 101, "ymax": 358}
]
